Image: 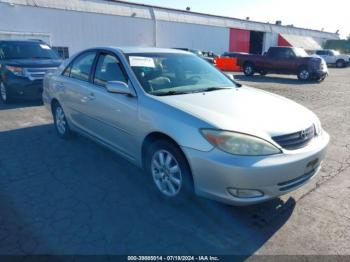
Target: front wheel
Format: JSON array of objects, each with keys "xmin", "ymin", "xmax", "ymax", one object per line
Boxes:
[
  {"xmin": 0, "ymin": 82, "xmax": 12, "ymax": 104},
  {"xmin": 52, "ymin": 102, "xmax": 72, "ymax": 139},
  {"xmin": 145, "ymin": 140, "xmax": 194, "ymax": 202},
  {"xmin": 297, "ymin": 68, "xmax": 310, "ymax": 81},
  {"xmin": 243, "ymin": 63, "xmax": 255, "ymax": 76},
  {"xmin": 336, "ymin": 60, "xmax": 345, "ymax": 68}
]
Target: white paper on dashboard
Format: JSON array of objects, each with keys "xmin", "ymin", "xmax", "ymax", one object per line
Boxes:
[{"xmin": 129, "ymin": 56, "xmax": 155, "ymax": 68}]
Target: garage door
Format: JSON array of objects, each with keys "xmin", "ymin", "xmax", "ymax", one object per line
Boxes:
[{"xmin": 229, "ymin": 28, "xmax": 250, "ymax": 53}]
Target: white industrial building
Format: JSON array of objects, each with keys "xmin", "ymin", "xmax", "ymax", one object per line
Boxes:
[{"xmin": 0, "ymin": 0, "xmax": 339, "ymax": 58}]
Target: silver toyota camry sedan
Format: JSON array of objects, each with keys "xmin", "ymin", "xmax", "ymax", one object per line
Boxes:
[{"xmin": 43, "ymin": 47, "xmax": 329, "ymax": 205}]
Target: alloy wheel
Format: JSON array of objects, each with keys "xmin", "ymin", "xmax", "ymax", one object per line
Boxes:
[
  {"xmin": 55, "ymin": 106, "xmax": 67, "ymax": 135},
  {"xmin": 299, "ymin": 70, "xmax": 310, "ymax": 80},
  {"xmin": 245, "ymin": 66, "xmax": 253, "ymax": 75},
  {"xmin": 0, "ymin": 83, "xmax": 7, "ymax": 102},
  {"xmin": 151, "ymin": 149, "xmax": 182, "ymax": 197}
]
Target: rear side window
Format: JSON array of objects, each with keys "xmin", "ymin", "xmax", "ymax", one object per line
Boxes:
[
  {"xmin": 69, "ymin": 52, "xmax": 96, "ymax": 82},
  {"xmin": 316, "ymin": 50, "xmax": 326, "ymax": 55},
  {"xmin": 93, "ymin": 54, "xmax": 127, "ymax": 87},
  {"xmin": 269, "ymin": 48, "xmax": 290, "ymax": 59}
]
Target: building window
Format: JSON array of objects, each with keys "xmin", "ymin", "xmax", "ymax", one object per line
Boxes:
[{"xmin": 52, "ymin": 46, "xmax": 69, "ymax": 59}]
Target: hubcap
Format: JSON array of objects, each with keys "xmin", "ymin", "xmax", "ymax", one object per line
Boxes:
[
  {"xmin": 245, "ymin": 66, "xmax": 253, "ymax": 74},
  {"xmin": 0, "ymin": 83, "xmax": 7, "ymax": 101},
  {"xmin": 151, "ymin": 149, "xmax": 182, "ymax": 197},
  {"xmin": 300, "ymin": 70, "xmax": 309, "ymax": 80},
  {"xmin": 55, "ymin": 106, "xmax": 66, "ymax": 135}
]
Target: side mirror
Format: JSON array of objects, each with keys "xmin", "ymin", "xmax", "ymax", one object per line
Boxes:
[{"xmin": 106, "ymin": 81, "xmax": 132, "ymax": 95}]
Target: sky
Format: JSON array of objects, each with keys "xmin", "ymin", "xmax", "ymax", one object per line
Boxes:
[{"xmin": 120, "ymin": 0, "xmax": 349, "ymax": 39}]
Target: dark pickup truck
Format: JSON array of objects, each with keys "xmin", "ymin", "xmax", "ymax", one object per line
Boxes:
[
  {"xmin": 236, "ymin": 46, "xmax": 328, "ymax": 81},
  {"xmin": 0, "ymin": 40, "xmax": 62, "ymax": 103}
]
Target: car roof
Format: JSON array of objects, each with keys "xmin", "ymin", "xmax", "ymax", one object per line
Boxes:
[
  {"xmin": 0, "ymin": 39, "xmax": 45, "ymax": 44},
  {"xmin": 108, "ymin": 46, "xmax": 191, "ymax": 54}
]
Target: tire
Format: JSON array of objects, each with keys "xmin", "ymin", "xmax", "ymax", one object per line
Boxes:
[
  {"xmin": 259, "ymin": 70, "xmax": 267, "ymax": 76},
  {"xmin": 297, "ymin": 67, "xmax": 311, "ymax": 81},
  {"xmin": 0, "ymin": 81, "xmax": 13, "ymax": 104},
  {"xmin": 144, "ymin": 139, "xmax": 194, "ymax": 202},
  {"xmin": 52, "ymin": 102, "xmax": 72, "ymax": 139},
  {"xmin": 243, "ymin": 63, "xmax": 255, "ymax": 76},
  {"xmin": 336, "ymin": 60, "xmax": 345, "ymax": 68}
]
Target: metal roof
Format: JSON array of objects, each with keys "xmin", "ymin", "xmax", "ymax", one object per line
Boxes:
[
  {"xmin": 280, "ymin": 34, "xmax": 322, "ymax": 50},
  {"xmin": 0, "ymin": 0, "xmax": 339, "ymax": 39}
]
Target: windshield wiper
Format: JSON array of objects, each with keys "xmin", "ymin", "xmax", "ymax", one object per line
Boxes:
[
  {"xmin": 194, "ymin": 87, "xmax": 232, "ymax": 93},
  {"xmin": 29, "ymin": 57, "xmax": 53, "ymax": 59},
  {"xmin": 153, "ymin": 90, "xmax": 191, "ymax": 96}
]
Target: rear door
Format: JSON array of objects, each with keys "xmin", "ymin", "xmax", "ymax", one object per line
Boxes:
[
  {"xmin": 266, "ymin": 48, "xmax": 297, "ymax": 73},
  {"xmin": 59, "ymin": 51, "xmax": 98, "ymax": 132},
  {"xmin": 80, "ymin": 51, "xmax": 139, "ymax": 159}
]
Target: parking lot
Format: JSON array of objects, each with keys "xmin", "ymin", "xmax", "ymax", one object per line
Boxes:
[{"xmin": 0, "ymin": 68, "xmax": 349, "ymax": 256}]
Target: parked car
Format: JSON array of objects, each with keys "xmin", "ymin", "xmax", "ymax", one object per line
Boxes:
[
  {"xmin": 314, "ymin": 49, "xmax": 350, "ymax": 68},
  {"xmin": 43, "ymin": 47, "xmax": 329, "ymax": 206},
  {"xmin": 221, "ymin": 52, "xmax": 249, "ymax": 58},
  {"xmin": 202, "ymin": 51, "xmax": 219, "ymax": 59},
  {"xmin": 173, "ymin": 48, "xmax": 215, "ymax": 64},
  {"xmin": 236, "ymin": 46, "xmax": 328, "ymax": 81},
  {"xmin": 0, "ymin": 40, "xmax": 62, "ymax": 103}
]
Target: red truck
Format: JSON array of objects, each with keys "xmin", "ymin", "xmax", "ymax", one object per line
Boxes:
[{"xmin": 236, "ymin": 46, "xmax": 328, "ymax": 81}]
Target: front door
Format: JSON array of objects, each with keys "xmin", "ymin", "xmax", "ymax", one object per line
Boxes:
[{"xmin": 80, "ymin": 52, "xmax": 139, "ymax": 159}]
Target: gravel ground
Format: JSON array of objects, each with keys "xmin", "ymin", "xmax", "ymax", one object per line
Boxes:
[{"xmin": 0, "ymin": 68, "xmax": 349, "ymax": 256}]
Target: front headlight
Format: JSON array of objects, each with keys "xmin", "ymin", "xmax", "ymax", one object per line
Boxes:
[
  {"xmin": 201, "ymin": 129, "xmax": 281, "ymax": 156},
  {"xmin": 5, "ymin": 65, "xmax": 26, "ymax": 77},
  {"xmin": 314, "ymin": 121, "xmax": 323, "ymax": 136}
]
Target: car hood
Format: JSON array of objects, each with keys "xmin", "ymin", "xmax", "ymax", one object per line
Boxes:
[
  {"xmin": 5, "ymin": 59, "xmax": 62, "ymax": 68},
  {"xmin": 155, "ymin": 86, "xmax": 318, "ymax": 140}
]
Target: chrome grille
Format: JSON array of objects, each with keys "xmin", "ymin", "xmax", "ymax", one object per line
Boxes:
[
  {"xmin": 272, "ymin": 125, "xmax": 316, "ymax": 150},
  {"xmin": 24, "ymin": 67, "xmax": 57, "ymax": 80}
]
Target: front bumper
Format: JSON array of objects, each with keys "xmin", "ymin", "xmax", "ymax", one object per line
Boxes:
[
  {"xmin": 182, "ymin": 131, "xmax": 329, "ymax": 206},
  {"xmin": 311, "ymin": 69, "xmax": 328, "ymax": 79},
  {"xmin": 3, "ymin": 77, "xmax": 43, "ymax": 100}
]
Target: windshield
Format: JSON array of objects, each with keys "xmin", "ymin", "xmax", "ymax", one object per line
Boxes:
[
  {"xmin": 126, "ymin": 53, "xmax": 237, "ymax": 96},
  {"xmin": 293, "ymin": 48, "xmax": 309, "ymax": 57},
  {"xmin": 0, "ymin": 42, "xmax": 59, "ymax": 60},
  {"xmin": 331, "ymin": 50, "xmax": 340, "ymax": 56}
]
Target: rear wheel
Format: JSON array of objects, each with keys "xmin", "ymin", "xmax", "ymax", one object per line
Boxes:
[
  {"xmin": 259, "ymin": 70, "xmax": 267, "ymax": 76},
  {"xmin": 297, "ymin": 68, "xmax": 310, "ymax": 81},
  {"xmin": 336, "ymin": 59, "xmax": 345, "ymax": 68},
  {"xmin": 52, "ymin": 102, "xmax": 72, "ymax": 139},
  {"xmin": 145, "ymin": 140, "xmax": 194, "ymax": 202},
  {"xmin": 0, "ymin": 82, "xmax": 12, "ymax": 104},
  {"xmin": 243, "ymin": 63, "xmax": 255, "ymax": 76}
]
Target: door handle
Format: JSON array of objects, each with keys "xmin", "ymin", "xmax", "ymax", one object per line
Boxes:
[
  {"xmin": 57, "ymin": 82, "xmax": 64, "ymax": 89},
  {"xmin": 80, "ymin": 92, "xmax": 95, "ymax": 103},
  {"xmin": 87, "ymin": 92, "xmax": 95, "ymax": 100}
]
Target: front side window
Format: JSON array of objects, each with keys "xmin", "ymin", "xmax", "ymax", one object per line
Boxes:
[
  {"xmin": 0, "ymin": 42, "xmax": 58, "ymax": 60},
  {"xmin": 316, "ymin": 50, "xmax": 326, "ymax": 55},
  {"xmin": 70, "ymin": 52, "xmax": 96, "ymax": 82},
  {"xmin": 126, "ymin": 53, "xmax": 236, "ymax": 95},
  {"xmin": 293, "ymin": 48, "xmax": 308, "ymax": 57},
  {"xmin": 94, "ymin": 54, "xmax": 127, "ymax": 87}
]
